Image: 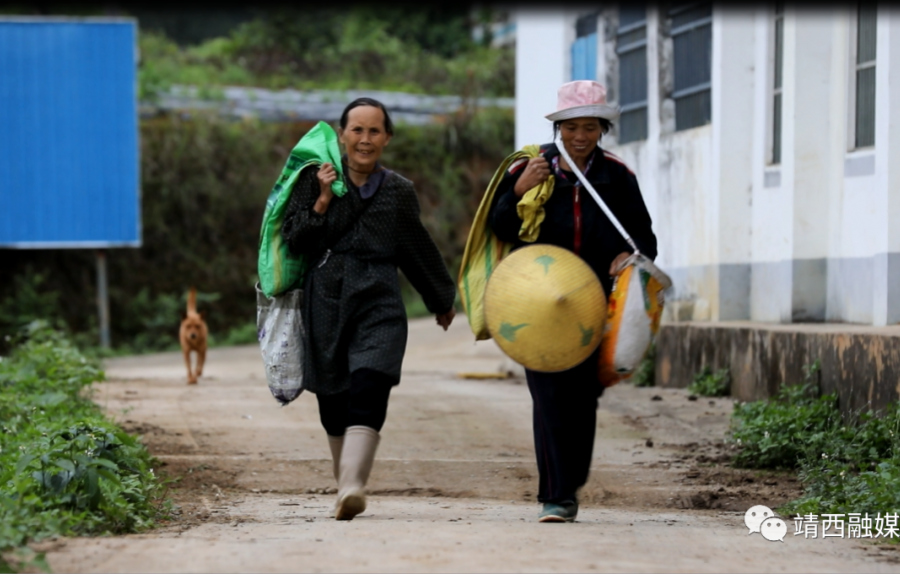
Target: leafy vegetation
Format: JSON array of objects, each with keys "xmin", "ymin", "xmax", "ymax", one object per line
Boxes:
[
  {"xmin": 729, "ymin": 361, "xmax": 900, "ymax": 520},
  {"xmin": 137, "ymin": 8, "xmax": 514, "ymax": 101},
  {"xmin": 730, "ymin": 368, "xmax": 836, "ymax": 470},
  {"xmin": 784, "ymin": 407, "xmax": 900, "ymax": 519},
  {"xmin": 687, "ymin": 366, "xmax": 730, "ymax": 397},
  {"xmin": 0, "ymin": 322, "xmax": 169, "ymax": 571},
  {"xmin": 630, "ymin": 342, "xmax": 656, "ymax": 387}
]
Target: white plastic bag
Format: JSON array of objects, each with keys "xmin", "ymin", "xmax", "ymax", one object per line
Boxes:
[
  {"xmin": 598, "ymin": 253, "xmax": 671, "ymax": 387},
  {"xmin": 255, "ymin": 282, "xmax": 305, "ymax": 406}
]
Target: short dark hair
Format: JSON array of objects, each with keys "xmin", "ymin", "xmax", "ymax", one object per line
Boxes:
[
  {"xmin": 339, "ymin": 97, "xmax": 394, "ymax": 136},
  {"xmin": 552, "ymin": 118, "xmax": 613, "ymax": 140}
]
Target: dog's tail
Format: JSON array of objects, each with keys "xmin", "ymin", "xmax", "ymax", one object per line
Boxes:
[{"xmin": 187, "ymin": 287, "xmax": 197, "ymax": 314}]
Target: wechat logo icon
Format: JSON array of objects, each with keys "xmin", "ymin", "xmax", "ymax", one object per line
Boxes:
[{"xmin": 745, "ymin": 505, "xmax": 786, "ymax": 542}]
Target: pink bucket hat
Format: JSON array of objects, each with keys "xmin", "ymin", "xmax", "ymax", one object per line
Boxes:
[{"xmin": 545, "ymin": 80, "xmax": 620, "ymax": 122}]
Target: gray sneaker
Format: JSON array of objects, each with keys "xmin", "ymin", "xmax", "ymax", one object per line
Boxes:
[{"xmin": 538, "ymin": 500, "xmax": 578, "ymax": 523}]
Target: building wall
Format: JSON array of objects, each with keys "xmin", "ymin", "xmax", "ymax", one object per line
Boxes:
[
  {"xmin": 513, "ymin": 5, "xmax": 900, "ymax": 326},
  {"xmin": 514, "ymin": 10, "xmax": 574, "ymax": 149}
]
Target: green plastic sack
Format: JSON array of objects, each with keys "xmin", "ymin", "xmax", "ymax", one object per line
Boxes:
[{"xmin": 258, "ymin": 121, "xmax": 347, "ymax": 297}]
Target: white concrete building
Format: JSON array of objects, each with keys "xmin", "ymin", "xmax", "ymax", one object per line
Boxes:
[{"xmin": 514, "ymin": 4, "xmax": 900, "ymax": 326}]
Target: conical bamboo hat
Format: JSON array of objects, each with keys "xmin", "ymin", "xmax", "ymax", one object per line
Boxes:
[{"xmin": 484, "ymin": 244, "xmax": 607, "ymax": 373}]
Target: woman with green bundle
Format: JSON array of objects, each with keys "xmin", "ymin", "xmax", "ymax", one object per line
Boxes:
[{"xmin": 281, "ymin": 97, "xmax": 457, "ymax": 520}]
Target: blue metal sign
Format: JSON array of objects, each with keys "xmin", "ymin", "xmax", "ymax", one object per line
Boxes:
[{"xmin": 0, "ymin": 17, "xmax": 140, "ymax": 248}]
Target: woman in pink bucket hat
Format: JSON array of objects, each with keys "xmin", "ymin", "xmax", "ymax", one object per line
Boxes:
[{"xmin": 487, "ymin": 80, "xmax": 659, "ymax": 522}]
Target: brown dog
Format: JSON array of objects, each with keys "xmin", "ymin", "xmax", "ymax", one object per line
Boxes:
[{"xmin": 179, "ymin": 287, "xmax": 208, "ymax": 385}]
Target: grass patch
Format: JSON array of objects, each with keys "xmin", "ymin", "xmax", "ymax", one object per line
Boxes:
[
  {"xmin": 0, "ymin": 321, "xmax": 169, "ymax": 571},
  {"xmin": 687, "ymin": 366, "xmax": 730, "ymax": 397},
  {"xmin": 729, "ymin": 361, "xmax": 900, "ymax": 523}
]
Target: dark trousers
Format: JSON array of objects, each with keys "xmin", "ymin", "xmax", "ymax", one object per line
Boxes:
[
  {"xmin": 316, "ymin": 368, "xmax": 396, "ymax": 436},
  {"xmin": 526, "ymin": 349, "xmax": 604, "ymax": 504}
]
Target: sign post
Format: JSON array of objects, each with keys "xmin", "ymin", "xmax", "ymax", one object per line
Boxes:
[{"xmin": 95, "ymin": 250, "xmax": 111, "ymax": 348}]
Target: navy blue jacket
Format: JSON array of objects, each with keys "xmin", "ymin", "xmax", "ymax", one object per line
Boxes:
[{"xmin": 488, "ymin": 142, "xmax": 658, "ymax": 296}]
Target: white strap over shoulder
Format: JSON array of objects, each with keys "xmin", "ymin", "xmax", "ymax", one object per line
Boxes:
[{"xmin": 554, "ymin": 137, "xmax": 640, "ymax": 255}]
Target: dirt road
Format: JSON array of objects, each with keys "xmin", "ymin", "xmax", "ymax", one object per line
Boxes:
[{"xmin": 41, "ymin": 317, "xmax": 900, "ymax": 572}]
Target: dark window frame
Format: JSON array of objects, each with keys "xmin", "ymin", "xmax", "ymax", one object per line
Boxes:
[
  {"xmin": 771, "ymin": 2, "xmax": 784, "ymax": 165},
  {"xmin": 853, "ymin": 3, "xmax": 877, "ymax": 149},
  {"xmin": 668, "ymin": 1, "xmax": 713, "ymax": 131},
  {"xmin": 617, "ymin": 7, "xmax": 649, "ymax": 143}
]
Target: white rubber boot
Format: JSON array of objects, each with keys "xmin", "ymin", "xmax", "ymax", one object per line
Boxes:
[
  {"xmin": 326, "ymin": 434, "xmax": 345, "ymax": 518},
  {"xmin": 335, "ymin": 425, "xmax": 380, "ymax": 521},
  {"xmin": 327, "ymin": 434, "xmax": 344, "ymax": 483}
]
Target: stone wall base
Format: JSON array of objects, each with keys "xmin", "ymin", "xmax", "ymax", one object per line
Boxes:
[{"xmin": 655, "ymin": 322, "xmax": 900, "ymax": 416}]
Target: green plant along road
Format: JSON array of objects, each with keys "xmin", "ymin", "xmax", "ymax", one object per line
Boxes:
[
  {"xmin": 0, "ymin": 323, "xmax": 168, "ymax": 572},
  {"xmin": 630, "ymin": 342, "xmax": 656, "ymax": 387},
  {"xmin": 688, "ymin": 367, "xmax": 731, "ymax": 397},
  {"xmin": 729, "ymin": 363, "xmax": 900, "ymax": 521}
]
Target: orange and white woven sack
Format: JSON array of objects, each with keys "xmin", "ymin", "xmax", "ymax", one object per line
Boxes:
[{"xmin": 598, "ymin": 253, "xmax": 671, "ymax": 387}]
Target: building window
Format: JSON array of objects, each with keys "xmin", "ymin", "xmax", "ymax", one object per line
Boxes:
[
  {"xmin": 771, "ymin": 2, "xmax": 784, "ymax": 164},
  {"xmin": 571, "ymin": 13, "xmax": 598, "ymax": 81},
  {"xmin": 617, "ymin": 6, "xmax": 648, "ymax": 143},
  {"xmin": 669, "ymin": 2, "xmax": 712, "ymax": 131},
  {"xmin": 854, "ymin": 4, "xmax": 877, "ymax": 148}
]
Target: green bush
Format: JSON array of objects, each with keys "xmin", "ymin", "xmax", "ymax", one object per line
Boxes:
[
  {"xmin": 137, "ymin": 9, "xmax": 514, "ymax": 100},
  {"xmin": 0, "ymin": 269, "xmax": 64, "ymax": 335},
  {"xmin": 782, "ymin": 405, "xmax": 900, "ymax": 517},
  {"xmin": 209, "ymin": 322, "xmax": 258, "ymax": 347},
  {"xmin": 0, "ymin": 322, "xmax": 168, "ymax": 570},
  {"xmin": 730, "ymin": 382, "xmax": 840, "ymax": 469},
  {"xmin": 729, "ymin": 361, "xmax": 900, "ymax": 519},
  {"xmin": 630, "ymin": 342, "xmax": 656, "ymax": 387},
  {"xmin": 687, "ymin": 366, "xmax": 730, "ymax": 397}
]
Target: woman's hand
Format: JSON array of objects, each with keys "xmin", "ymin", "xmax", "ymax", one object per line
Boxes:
[
  {"xmin": 435, "ymin": 308, "xmax": 456, "ymax": 331},
  {"xmin": 313, "ymin": 163, "xmax": 337, "ymax": 214},
  {"xmin": 609, "ymin": 251, "xmax": 632, "ymax": 275},
  {"xmin": 513, "ymin": 157, "xmax": 551, "ymax": 197}
]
